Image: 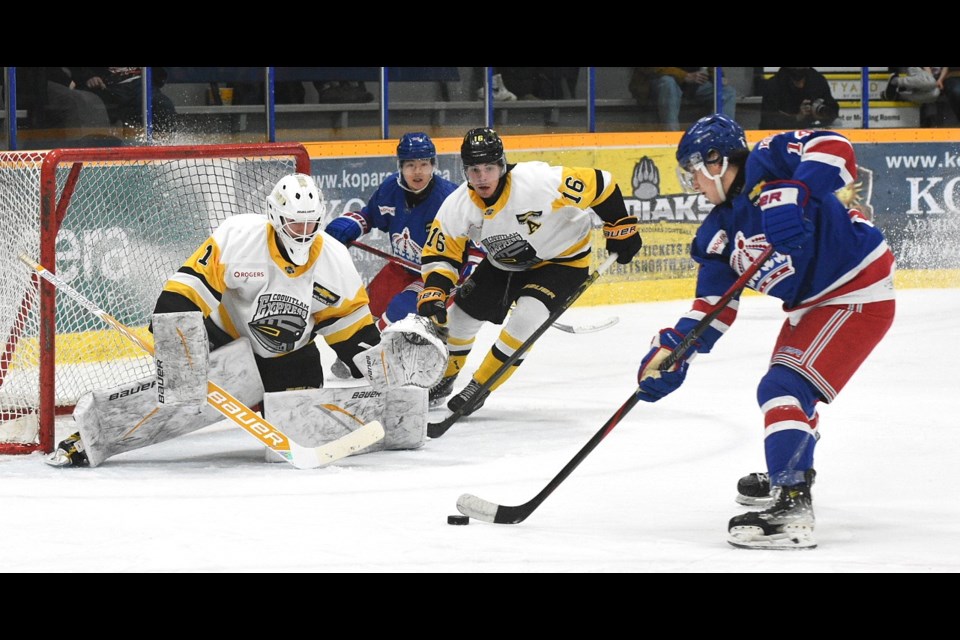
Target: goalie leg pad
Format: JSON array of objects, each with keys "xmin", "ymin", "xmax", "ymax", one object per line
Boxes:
[
  {"xmin": 153, "ymin": 311, "xmax": 209, "ymax": 408},
  {"xmin": 75, "ymin": 338, "xmax": 264, "ymax": 467},
  {"xmin": 353, "ymin": 313, "xmax": 448, "ymax": 390},
  {"xmin": 263, "ymin": 385, "xmax": 427, "ymax": 453}
]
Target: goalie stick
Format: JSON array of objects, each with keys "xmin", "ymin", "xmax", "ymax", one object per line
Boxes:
[
  {"xmin": 350, "ymin": 240, "xmax": 618, "ymax": 335},
  {"xmin": 428, "ymin": 252, "xmax": 620, "ymax": 439},
  {"xmin": 456, "ymin": 245, "xmax": 776, "ymax": 524},
  {"xmin": 19, "ymin": 255, "xmax": 384, "ymax": 469}
]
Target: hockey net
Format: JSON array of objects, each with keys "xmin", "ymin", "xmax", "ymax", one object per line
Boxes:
[{"xmin": 0, "ymin": 143, "xmax": 310, "ymax": 454}]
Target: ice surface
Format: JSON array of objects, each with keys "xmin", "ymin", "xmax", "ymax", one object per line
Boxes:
[{"xmin": 0, "ymin": 288, "xmax": 957, "ymax": 572}]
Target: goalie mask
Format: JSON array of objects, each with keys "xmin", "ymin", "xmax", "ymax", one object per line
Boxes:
[{"xmin": 266, "ymin": 173, "xmax": 326, "ymax": 266}]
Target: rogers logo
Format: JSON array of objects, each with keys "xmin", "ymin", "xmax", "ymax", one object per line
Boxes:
[{"xmin": 234, "ymin": 270, "xmax": 265, "ymax": 278}]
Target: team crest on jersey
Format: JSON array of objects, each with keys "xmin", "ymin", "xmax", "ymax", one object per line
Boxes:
[
  {"xmin": 733, "ymin": 232, "xmax": 794, "ymax": 294},
  {"xmin": 312, "ymin": 283, "xmax": 340, "ymax": 305},
  {"xmin": 248, "ymin": 293, "xmax": 309, "ymax": 353},
  {"xmin": 516, "ymin": 210, "xmax": 543, "ymax": 234},
  {"xmin": 392, "ymin": 227, "xmax": 424, "ymax": 264},
  {"xmin": 483, "ymin": 232, "xmax": 542, "ymax": 269}
]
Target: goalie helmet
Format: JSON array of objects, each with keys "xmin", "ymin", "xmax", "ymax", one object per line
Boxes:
[
  {"xmin": 266, "ymin": 173, "xmax": 326, "ymax": 266},
  {"xmin": 675, "ymin": 113, "xmax": 747, "ymax": 199},
  {"xmin": 461, "ymin": 127, "xmax": 506, "ymax": 174}
]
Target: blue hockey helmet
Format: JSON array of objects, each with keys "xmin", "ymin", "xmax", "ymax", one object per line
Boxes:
[
  {"xmin": 397, "ymin": 132, "xmax": 436, "ymax": 164},
  {"xmin": 675, "ymin": 113, "xmax": 747, "ymax": 198}
]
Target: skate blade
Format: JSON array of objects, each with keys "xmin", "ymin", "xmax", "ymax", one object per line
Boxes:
[{"xmin": 728, "ymin": 525, "xmax": 817, "ymax": 550}]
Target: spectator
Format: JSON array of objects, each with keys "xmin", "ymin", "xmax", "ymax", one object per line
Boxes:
[
  {"xmin": 496, "ymin": 68, "xmax": 579, "ymax": 100},
  {"xmin": 939, "ymin": 67, "xmax": 960, "ymax": 125},
  {"xmin": 759, "ymin": 67, "xmax": 839, "ymax": 130},
  {"xmin": 631, "ymin": 67, "xmax": 737, "ymax": 131},
  {"xmin": 883, "ymin": 67, "xmax": 941, "ymax": 103},
  {"xmin": 70, "ymin": 67, "xmax": 177, "ymax": 133}
]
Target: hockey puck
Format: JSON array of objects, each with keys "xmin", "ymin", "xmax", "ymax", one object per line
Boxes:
[{"xmin": 447, "ymin": 515, "xmax": 470, "ymax": 525}]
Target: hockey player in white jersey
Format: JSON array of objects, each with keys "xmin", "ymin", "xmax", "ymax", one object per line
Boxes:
[
  {"xmin": 48, "ymin": 173, "xmax": 444, "ymax": 467},
  {"xmin": 418, "ymin": 128, "xmax": 642, "ymax": 417}
]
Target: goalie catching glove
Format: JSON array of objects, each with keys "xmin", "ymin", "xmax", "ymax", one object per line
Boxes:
[
  {"xmin": 636, "ymin": 327, "xmax": 700, "ymax": 402},
  {"xmin": 758, "ymin": 180, "xmax": 813, "ymax": 254},
  {"xmin": 603, "ymin": 216, "xmax": 642, "ymax": 264},
  {"xmin": 353, "ymin": 314, "xmax": 448, "ymax": 390}
]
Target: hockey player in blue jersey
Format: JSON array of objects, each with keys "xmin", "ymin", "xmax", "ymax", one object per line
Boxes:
[
  {"xmin": 325, "ymin": 132, "xmax": 482, "ymax": 330},
  {"xmin": 635, "ymin": 114, "xmax": 895, "ymax": 548}
]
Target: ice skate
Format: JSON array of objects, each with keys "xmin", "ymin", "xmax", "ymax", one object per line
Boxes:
[
  {"xmin": 728, "ymin": 478, "xmax": 816, "ymax": 549},
  {"xmin": 44, "ymin": 432, "xmax": 89, "ymax": 468},
  {"xmin": 429, "ymin": 375, "xmax": 456, "ymax": 408},
  {"xmin": 447, "ymin": 379, "xmax": 489, "ymax": 416},
  {"xmin": 737, "ymin": 468, "xmax": 815, "ymax": 506}
]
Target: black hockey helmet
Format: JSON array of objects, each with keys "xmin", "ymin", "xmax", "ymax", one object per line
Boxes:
[{"xmin": 460, "ymin": 127, "xmax": 505, "ymax": 167}]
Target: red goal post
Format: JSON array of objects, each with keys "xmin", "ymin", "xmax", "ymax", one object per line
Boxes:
[{"xmin": 0, "ymin": 143, "xmax": 311, "ymax": 454}]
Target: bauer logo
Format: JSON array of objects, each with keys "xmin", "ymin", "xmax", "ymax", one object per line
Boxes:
[
  {"xmin": 208, "ymin": 389, "xmax": 286, "ymax": 447},
  {"xmin": 351, "ymin": 390, "xmax": 382, "ymax": 399},
  {"xmin": 108, "ymin": 381, "xmax": 156, "ymax": 401}
]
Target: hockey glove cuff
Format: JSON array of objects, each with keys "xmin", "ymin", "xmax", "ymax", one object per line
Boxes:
[
  {"xmin": 603, "ymin": 216, "xmax": 642, "ymax": 264},
  {"xmin": 637, "ymin": 327, "xmax": 698, "ymax": 402},
  {"xmin": 417, "ymin": 287, "xmax": 449, "ymax": 325},
  {"xmin": 324, "ymin": 212, "xmax": 366, "ymax": 246}
]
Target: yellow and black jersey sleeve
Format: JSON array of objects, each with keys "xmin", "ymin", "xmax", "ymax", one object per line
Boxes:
[
  {"xmin": 421, "ymin": 217, "xmax": 467, "ymax": 294},
  {"xmin": 154, "ymin": 237, "xmax": 227, "ymax": 317},
  {"xmin": 555, "ymin": 167, "xmax": 628, "ymax": 225}
]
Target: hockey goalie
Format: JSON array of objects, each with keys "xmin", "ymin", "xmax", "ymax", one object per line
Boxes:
[{"xmin": 47, "ymin": 173, "xmax": 447, "ymax": 468}]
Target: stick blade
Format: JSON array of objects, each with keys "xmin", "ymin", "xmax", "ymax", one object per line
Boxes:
[
  {"xmin": 552, "ymin": 316, "xmax": 619, "ymax": 334},
  {"xmin": 287, "ymin": 420, "xmax": 385, "ymax": 469},
  {"xmin": 456, "ymin": 493, "xmax": 498, "ymax": 523}
]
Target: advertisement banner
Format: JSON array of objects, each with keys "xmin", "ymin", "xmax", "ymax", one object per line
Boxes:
[{"xmin": 310, "ymin": 136, "xmax": 960, "ymax": 299}]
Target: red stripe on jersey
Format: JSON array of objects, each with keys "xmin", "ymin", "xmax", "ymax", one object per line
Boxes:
[
  {"xmin": 692, "ymin": 297, "xmax": 738, "ymax": 327},
  {"xmin": 803, "ymin": 137, "xmax": 857, "ymax": 181}
]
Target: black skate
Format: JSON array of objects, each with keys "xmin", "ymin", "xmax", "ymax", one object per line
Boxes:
[
  {"xmin": 44, "ymin": 432, "xmax": 89, "ymax": 468},
  {"xmin": 736, "ymin": 472, "xmax": 772, "ymax": 506},
  {"xmin": 429, "ymin": 375, "xmax": 456, "ymax": 408},
  {"xmin": 728, "ymin": 478, "xmax": 816, "ymax": 550},
  {"xmin": 447, "ymin": 379, "xmax": 489, "ymax": 416},
  {"xmin": 736, "ymin": 468, "xmax": 816, "ymax": 506}
]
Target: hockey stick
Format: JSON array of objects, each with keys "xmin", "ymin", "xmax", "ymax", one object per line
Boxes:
[
  {"xmin": 19, "ymin": 255, "xmax": 384, "ymax": 469},
  {"xmin": 428, "ymin": 252, "xmax": 620, "ymax": 439},
  {"xmin": 350, "ymin": 240, "xmax": 618, "ymax": 335},
  {"xmin": 456, "ymin": 245, "xmax": 776, "ymax": 524}
]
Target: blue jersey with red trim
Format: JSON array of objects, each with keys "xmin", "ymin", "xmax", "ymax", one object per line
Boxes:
[
  {"xmin": 673, "ymin": 130, "xmax": 892, "ymax": 354},
  {"xmin": 744, "ymin": 129, "xmax": 857, "ymax": 200},
  {"xmin": 348, "ymin": 172, "xmax": 458, "ymax": 265}
]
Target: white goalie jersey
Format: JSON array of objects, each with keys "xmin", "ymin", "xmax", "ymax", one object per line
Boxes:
[
  {"xmin": 159, "ymin": 214, "xmax": 375, "ymax": 359},
  {"xmin": 422, "ymin": 161, "xmax": 618, "ymax": 287}
]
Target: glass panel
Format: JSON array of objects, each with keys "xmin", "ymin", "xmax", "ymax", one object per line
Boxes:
[
  {"xmin": 274, "ymin": 67, "xmax": 381, "ymax": 143},
  {"xmin": 164, "ymin": 67, "xmax": 268, "ymax": 144},
  {"xmin": 384, "ymin": 67, "xmax": 483, "ymax": 140},
  {"xmin": 7, "ymin": 67, "xmax": 140, "ymax": 149},
  {"xmin": 489, "ymin": 67, "xmax": 588, "ymax": 135}
]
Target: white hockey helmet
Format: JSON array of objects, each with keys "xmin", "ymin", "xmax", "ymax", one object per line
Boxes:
[{"xmin": 266, "ymin": 173, "xmax": 326, "ymax": 266}]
